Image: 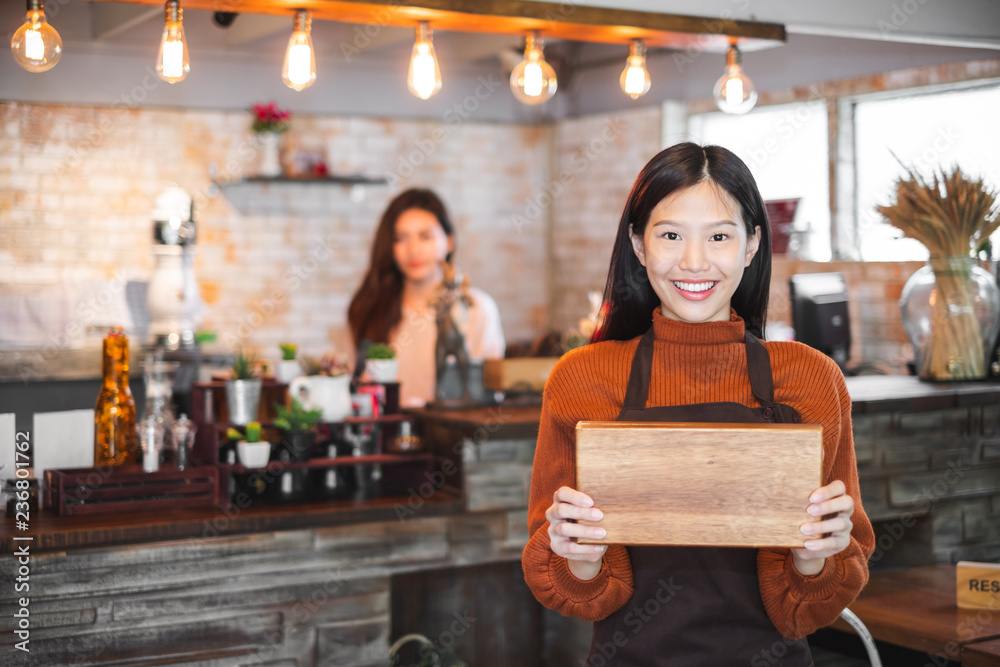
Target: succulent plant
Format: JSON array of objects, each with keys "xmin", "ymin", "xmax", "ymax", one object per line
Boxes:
[
  {"xmin": 226, "ymin": 421, "xmax": 263, "ymax": 443},
  {"xmin": 231, "ymin": 349, "xmax": 258, "ymax": 380},
  {"xmin": 366, "ymin": 343, "xmax": 397, "ymax": 360},
  {"xmin": 279, "ymin": 342, "xmax": 298, "ymax": 361},
  {"xmin": 273, "ymin": 399, "xmax": 322, "ymax": 432}
]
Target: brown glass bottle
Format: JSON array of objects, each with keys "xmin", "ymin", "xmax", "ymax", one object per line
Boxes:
[{"xmin": 94, "ymin": 328, "xmax": 139, "ymax": 466}]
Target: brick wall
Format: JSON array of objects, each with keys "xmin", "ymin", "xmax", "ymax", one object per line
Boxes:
[
  {"xmin": 854, "ymin": 403, "xmax": 1000, "ymax": 565},
  {"xmin": 0, "ymin": 102, "xmax": 549, "ymax": 364},
  {"xmin": 0, "ymin": 100, "xmax": 926, "ymax": 368},
  {"xmin": 548, "ymin": 105, "xmax": 664, "ymax": 334},
  {"xmin": 771, "ymin": 258, "xmax": 923, "ymax": 372}
]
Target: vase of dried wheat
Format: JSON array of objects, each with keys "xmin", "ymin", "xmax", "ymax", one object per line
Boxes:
[{"xmin": 900, "ymin": 255, "xmax": 999, "ymax": 380}]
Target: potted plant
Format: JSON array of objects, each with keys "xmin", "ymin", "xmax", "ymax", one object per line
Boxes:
[
  {"xmin": 226, "ymin": 421, "xmax": 270, "ymax": 468},
  {"xmin": 276, "ymin": 342, "xmax": 302, "ymax": 384},
  {"xmin": 226, "ymin": 349, "xmax": 261, "ymax": 426},
  {"xmin": 880, "ymin": 165, "xmax": 1000, "ymax": 381},
  {"xmin": 365, "ymin": 343, "xmax": 399, "ymax": 383},
  {"xmin": 251, "ymin": 102, "xmax": 291, "ymax": 178},
  {"xmin": 274, "ymin": 397, "xmax": 322, "ymax": 462}
]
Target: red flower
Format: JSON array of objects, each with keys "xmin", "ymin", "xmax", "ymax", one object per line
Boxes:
[{"xmin": 251, "ymin": 102, "xmax": 291, "ymax": 133}]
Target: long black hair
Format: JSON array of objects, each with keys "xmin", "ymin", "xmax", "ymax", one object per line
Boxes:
[
  {"xmin": 348, "ymin": 188, "xmax": 455, "ymax": 346},
  {"xmin": 593, "ymin": 142, "xmax": 772, "ymax": 342}
]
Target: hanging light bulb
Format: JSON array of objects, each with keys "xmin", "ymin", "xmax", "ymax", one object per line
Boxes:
[
  {"xmin": 620, "ymin": 39, "xmax": 651, "ymax": 99},
  {"xmin": 156, "ymin": 0, "xmax": 189, "ymax": 84},
  {"xmin": 282, "ymin": 9, "xmax": 317, "ymax": 91},
  {"xmin": 713, "ymin": 43, "xmax": 757, "ymax": 114},
  {"xmin": 10, "ymin": 0, "xmax": 62, "ymax": 73},
  {"xmin": 509, "ymin": 31, "xmax": 557, "ymax": 105},
  {"xmin": 407, "ymin": 22, "xmax": 442, "ymax": 100}
]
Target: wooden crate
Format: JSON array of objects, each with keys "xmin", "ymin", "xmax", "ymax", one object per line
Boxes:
[
  {"xmin": 483, "ymin": 358, "xmax": 559, "ymax": 392},
  {"xmin": 44, "ymin": 465, "xmax": 224, "ymax": 516},
  {"xmin": 575, "ymin": 421, "xmax": 823, "ymax": 548}
]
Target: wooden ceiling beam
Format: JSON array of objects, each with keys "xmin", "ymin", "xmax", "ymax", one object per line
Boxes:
[{"xmin": 81, "ymin": 0, "xmax": 786, "ymax": 53}]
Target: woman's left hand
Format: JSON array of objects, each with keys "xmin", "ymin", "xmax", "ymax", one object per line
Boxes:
[{"xmin": 792, "ymin": 480, "xmax": 854, "ymax": 576}]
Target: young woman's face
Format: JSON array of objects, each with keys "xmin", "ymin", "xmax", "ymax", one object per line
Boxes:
[
  {"xmin": 393, "ymin": 207, "xmax": 453, "ymax": 286},
  {"xmin": 631, "ymin": 180, "xmax": 760, "ymax": 325}
]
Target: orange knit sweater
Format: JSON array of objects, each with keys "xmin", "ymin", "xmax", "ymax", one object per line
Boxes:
[{"xmin": 522, "ymin": 309, "xmax": 875, "ymax": 640}]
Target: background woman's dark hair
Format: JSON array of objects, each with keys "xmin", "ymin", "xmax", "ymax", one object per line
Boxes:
[
  {"xmin": 593, "ymin": 142, "xmax": 772, "ymax": 342},
  {"xmin": 348, "ymin": 188, "xmax": 455, "ymax": 347}
]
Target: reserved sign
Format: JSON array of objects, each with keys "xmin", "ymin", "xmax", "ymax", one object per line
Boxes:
[{"xmin": 957, "ymin": 561, "xmax": 1000, "ymax": 611}]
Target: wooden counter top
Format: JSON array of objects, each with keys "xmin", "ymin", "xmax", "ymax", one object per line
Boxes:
[
  {"xmin": 830, "ymin": 564, "xmax": 1000, "ymax": 656},
  {"xmin": 412, "ymin": 376, "xmax": 1000, "ymax": 430},
  {"xmin": 844, "ymin": 375, "xmax": 1000, "ymax": 414},
  {"xmin": 0, "ymin": 491, "xmax": 461, "ymax": 554},
  {"xmin": 408, "ymin": 402, "xmax": 544, "ymax": 440}
]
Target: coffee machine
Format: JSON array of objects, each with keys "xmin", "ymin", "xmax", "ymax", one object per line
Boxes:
[{"xmin": 147, "ymin": 186, "xmax": 202, "ymax": 350}]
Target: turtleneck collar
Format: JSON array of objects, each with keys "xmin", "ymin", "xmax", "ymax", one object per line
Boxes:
[{"xmin": 651, "ymin": 307, "xmax": 746, "ymax": 345}]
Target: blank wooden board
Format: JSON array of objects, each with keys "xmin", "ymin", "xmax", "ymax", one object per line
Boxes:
[{"xmin": 575, "ymin": 421, "xmax": 823, "ymax": 548}]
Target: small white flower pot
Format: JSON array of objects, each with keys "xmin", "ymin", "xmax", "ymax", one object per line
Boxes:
[
  {"xmin": 366, "ymin": 359, "xmax": 399, "ymax": 383},
  {"xmin": 237, "ymin": 441, "xmax": 271, "ymax": 468},
  {"xmin": 276, "ymin": 360, "xmax": 302, "ymax": 384}
]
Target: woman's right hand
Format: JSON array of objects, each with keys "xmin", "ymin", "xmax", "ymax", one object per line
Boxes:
[{"xmin": 546, "ymin": 486, "xmax": 608, "ymax": 581}]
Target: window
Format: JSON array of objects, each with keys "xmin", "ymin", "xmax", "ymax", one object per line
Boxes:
[
  {"xmin": 853, "ymin": 83, "xmax": 1000, "ymax": 262},
  {"xmin": 687, "ymin": 100, "xmax": 831, "ymax": 261}
]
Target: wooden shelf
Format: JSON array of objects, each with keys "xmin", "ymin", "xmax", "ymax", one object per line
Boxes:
[
  {"xmin": 226, "ymin": 452, "xmax": 431, "ymax": 472},
  {"xmin": 221, "ymin": 175, "xmax": 389, "ymax": 186},
  {"xmin": 1, "ymin": 491, "xmax": 463, "ymax": 553},
  {"xmin": 87, "ymin": 0, "xmax": 786, "ymax": 53}
]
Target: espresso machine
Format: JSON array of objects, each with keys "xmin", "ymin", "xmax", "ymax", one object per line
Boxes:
[
  {"xmin": 147, "ymin": 186, "xmax": 202, "ymax": 351},
  {"xmin": 146, "ymin": 186, "xmax": 205, "ymax": 420}
]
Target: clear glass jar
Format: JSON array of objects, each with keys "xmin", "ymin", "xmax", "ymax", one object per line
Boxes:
[{"xmin": 899, "ymin": 255, "xmax": 1000, "ymax": 381}]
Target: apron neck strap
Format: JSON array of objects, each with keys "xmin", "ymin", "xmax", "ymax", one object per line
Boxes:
[
  {"xmin": 744, "ymin": 329, "xmax": 778, "ymax": 406},
  {"xmin": 621, "ymin": 327, "xmax": 656, "ymax": 411},
  {"xmin": 620, "ymin": 325, "xmax": 778, "ymax": 411}
]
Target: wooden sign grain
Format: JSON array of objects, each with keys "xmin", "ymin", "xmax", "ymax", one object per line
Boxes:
[{"xmin": 575, "ymin": 421, "xmax": 823, "ymax": 548}]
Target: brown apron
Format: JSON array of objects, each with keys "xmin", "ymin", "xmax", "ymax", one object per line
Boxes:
[{"xmin": 587, "ymin": 326, "xmax": 813, "ymax": 666}]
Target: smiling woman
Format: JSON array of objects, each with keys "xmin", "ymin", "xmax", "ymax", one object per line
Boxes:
[{"xmin": 522, "ymin": 142, "xmax": 875, "ymax": 666}]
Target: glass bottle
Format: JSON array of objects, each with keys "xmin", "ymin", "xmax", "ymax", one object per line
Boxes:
[
  {"xmin": 94, "ymin": 328, "xmax": 139, "ymax": 466},
  {"xmin": 142, "ymin": 357, "xmax": 178, "ymax": 464}
]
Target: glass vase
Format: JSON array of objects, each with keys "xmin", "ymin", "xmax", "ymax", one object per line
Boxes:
[{"xmin": 899, "ymin": 255, "xmax": 1000, "ymax": 381}]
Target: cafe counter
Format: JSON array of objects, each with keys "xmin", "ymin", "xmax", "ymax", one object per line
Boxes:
[{"xmin": 2, "ymin": 377, "xmax": 999, "ymax": 666}]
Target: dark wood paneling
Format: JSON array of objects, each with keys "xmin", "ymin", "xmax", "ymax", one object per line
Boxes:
[{"xmin": 391, "ymin": 561, "xmax": 543, "ymax": 667}]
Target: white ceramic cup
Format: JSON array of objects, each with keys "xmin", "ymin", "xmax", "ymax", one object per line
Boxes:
[{"xmin": 288, "ymin": 375, "xmax": 352, "ymax": 422}]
